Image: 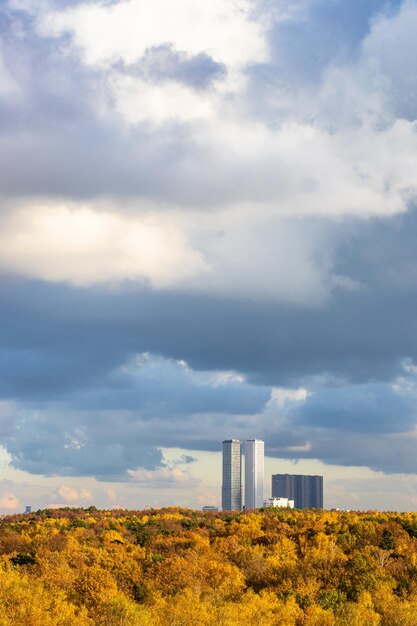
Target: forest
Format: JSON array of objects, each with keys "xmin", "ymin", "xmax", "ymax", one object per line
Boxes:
[{"xmin": 1, "ymin": 506, "xmax": 417, "ymax": 624}]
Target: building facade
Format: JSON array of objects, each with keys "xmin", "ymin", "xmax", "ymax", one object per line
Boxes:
[
  {"xmin": 222, "ymin": 439, "xmax": 242, "ymax": 510},
  {"xmin": 272, "ymin": 473, "xmax": 323, "ymax": 509},
  {"xmin": 244, "ymin": 439, "xmax": 264, "ymax": 509},
  {"xmin": 263, "ymin": 497, "xmax": 294, "ymax": 508}
]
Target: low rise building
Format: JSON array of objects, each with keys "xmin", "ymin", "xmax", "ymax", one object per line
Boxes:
[{"xmin": 263, "ymin": 497, "xmax": 294, "ymax": 508}]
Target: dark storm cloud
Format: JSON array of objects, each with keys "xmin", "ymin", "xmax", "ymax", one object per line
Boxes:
[
  {"xmin": 5, "ymin": 408, "xmax": 164, "ymax": 478},
  {"xmin": 71, "ymin": 358, "xmax": 269, "ymax": 415},
  {"xmin": 0, "ymin": 258, "xmax": 416, "ymax": 476},
  {"xmin": 1, "ymin": 359, "xmax": 269, "ymax": 478},
  {"xmin": 0, "ymin": 277, "xmax": 410, "ymax": 400},
  {"xmin": 313, "ymin": 432, "xmax": 417, "ymax": 475},
  {"xmin": 263, "ymin": 426, "xmax": 417, "ymax": 475},
  {"xmin": 333, "ymin": 207, "xmax": 417, "ymax": 296},
  {"xmin": 291, "ymin": 383, "xmax": 416, "ymax": 433}
]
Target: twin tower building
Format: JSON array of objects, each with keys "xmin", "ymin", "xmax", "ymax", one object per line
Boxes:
[
  {"xmin": 222, "ymin": 439, "xmax": 264, "ymax": 511},
  {"xmin": 222, "ymin": 438, "xmax": 324, "ymax": 510}
]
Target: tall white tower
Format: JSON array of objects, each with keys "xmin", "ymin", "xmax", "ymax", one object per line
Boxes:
[
  {"xmin": 244, "ymin": 439, "xmax": 264, "ymax": 509},
  {"xmin": 222, "ymin": 439, "xmax": 242, "ymax": 511}
]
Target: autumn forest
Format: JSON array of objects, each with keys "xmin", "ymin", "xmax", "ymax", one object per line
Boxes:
[{"xmin": 2, "ymin": 506, "xmax": 417, "ymax": 624}]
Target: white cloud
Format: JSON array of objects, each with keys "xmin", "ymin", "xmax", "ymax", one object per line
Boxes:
[
  {"xmin": 0, "ymin": 172, "xmax": 410, "ymax": 303},
  {"xmin": 209, "ymin": 371, "xmax": 246, "ymax": 386},
  {"xmin": 9, "ymin": 0, "xmax": 417, "ymax": 227},
  {"xmin": 36, "ymin": 0, "xmax": 267, "ymax": 127},
  {"xmin": 1, "ymin": 107, "xmax": 415, "ymax": 299},
  {"xmin": 195, "ymin": 118, "xmax": 417, "ymax": 217},
  {"xmin": 0, "ymin": 491, "xmax": 20, "ymax": 510},
  {"xmin": 39, "ymin": 0, "xmax": 267, "ymax": 69},
  {"xmin": 0, "ymin": 202, "xmax": 207, "ymax": 287},
  {"xmin": 284, "ymin": 442, "xmax": 312, "ymax": 453},
  {"xmin": 33, "ymin": 0, "xmax": 270, "ymax": 128},
  {"xmin": 57, "ymin": 484, "xmax": 92, "ymax": 503},
  {"xmin": 127, "ymin": 466, "xmax": 199, "ymax": 488},
  {"xmin": 271, "ymin": 387, "xmax": 308, "ymax": 406},
  {"xmin": 110, "ymin": 75, "xmax": 215, "ymax": 124}
]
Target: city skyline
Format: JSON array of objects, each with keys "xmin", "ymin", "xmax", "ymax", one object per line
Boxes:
[{"xmin": 222, "ymin": 441, "xmax": 323, "ymax": 511}]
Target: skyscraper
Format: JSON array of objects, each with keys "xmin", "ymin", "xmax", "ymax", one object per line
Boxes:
[
  {"xmin": 244, "ymin": 439, "xmax": 264, "ymax": 509},
  {"xmin": 272, "ymin": 474, "xmax": 323, "ymax": 509},
  {"xmin": 222, "ymin": 439, "xmax": 242, "ymax": 510}
]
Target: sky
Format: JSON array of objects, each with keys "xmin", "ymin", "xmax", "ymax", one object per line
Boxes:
[{"xmin": 0, "ymin": 0, "xmax": 417, "ymax": 512}]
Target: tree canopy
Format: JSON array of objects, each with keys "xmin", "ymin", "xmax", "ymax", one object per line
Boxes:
[{"xmin": 1, "ymin": 506, "xmax": 417, "ymax": 624}]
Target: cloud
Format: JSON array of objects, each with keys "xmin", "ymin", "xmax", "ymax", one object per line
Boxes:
[
  {"xmin": 0, "ymin": 491, "xmax": 20, "ymax": 510},
  {"xmin": 271, "ymin": 387, "xmax": 309, "ymax": 407},
  {"xmin": 362, "ymin": 0, "xmax": 417, "ymax": 120},
  {"xmin": 0, "ymin": 203, "xmax": 207, "ymax": 287},
  {"xmin": 0, "ymin": 47, "xmax": 19, "ymax": 97},
  {"xmin": 2, "ymin": 343, "xmax": 417, "ymax": 477},
  {"xmin": 2, "ymin": 0, "xmax": 417, "ymax": 494},
  {"xmin": 1, "ymin": 229, "xmax": 417, "ymax": 398},
  {"xmin": 0, "ymin": 0, "xmax": 414, "ymax": 222},
  {"xmin": 4, "ymin": 409, "xmax": 165, "ymax": 479},
  {"xmin": 0, "ymin": 353, "xmax": 270, "ymax": 478},
  {"xmin": 258, "ymin": 370, "xmax": 417, "ymax": 474},
  {"xmin": 108, "ymin": 75, "xmax": 217, "ymax": 124},
  {"xmin": 176, "ymin": 455, "xmax": 196, "ymax": 464},
  {"xmin": 55, "ymin": 484, "xmax": 92, "ymax": 503},
  {"xmin": 291, "ymin": 382, "xmax": 416, "ymax": 433},
  {"xmin": 105, "ymin": 488, "xmax": 118, "ymax": 504},
  {"xmin": 39, "ymin": 0, "xmax": 267, "ymax": 70},
  {"xmin": 72, "ymin": 353, "xmax": 270, "ymax": 415},
  {"xmin": 127, "ymin": 466, "xmax": 199, "ymax": 488},
  {"xmin": 119, "ymin": 44, "xmax": 226, "ymax": 90},
  {"xmin": 313, "ymin": 431, "xmax": 417, "ymax": 475}
]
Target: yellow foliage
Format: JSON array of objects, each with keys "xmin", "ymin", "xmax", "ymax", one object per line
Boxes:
[
  {"xmin": 337, "ymin": 592, "xmax": 381, "ymax": 626},
  {"xmin": 70, "ymin": 564, "xmax": 119, "ymax": 611},
  {"xmin": 155, "ymin": 589, "xmax": 213, "ymax": 626},
  {"xmin": 94, "ymin": 594, "xmax": 156, "ymax": 626},
  {"xmin": 372, "ymin": 582, "xmax": 417, "ymax": 626},
  {"xmin": 229, "ymin": 513, "xmax": 265, "ymax": 543},
  {"xmin": 146, "ymin": 552, "xmax": 245, "ymax": 599},
  {"xmin": 0, "ymin": 565, "xmax": 90, "ymax": 625},
  {"xmin": 101, "ymin": 529, "xmax": 125, "ymax": 544},
  {"xmin": 303, "ymin": 605, "xmax": 335, "ymax": 626},
  {"xmin": 267, "ymin": 534, "xmax": 298, "ymax": 567}
]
